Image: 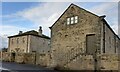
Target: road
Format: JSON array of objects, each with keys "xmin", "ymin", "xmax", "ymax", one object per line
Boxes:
[{"xmin": 0, "ymin": 62, "xmax": 58, "ymax": 72}]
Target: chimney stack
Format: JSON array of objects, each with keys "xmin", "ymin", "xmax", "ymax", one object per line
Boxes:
[
  {"xmin": 38, "ymin": 26, "xmax": 42, "ymax": 36},
  {"xmin": 19, "ymin": 31, "xmax": 23, "ymax": 35}
]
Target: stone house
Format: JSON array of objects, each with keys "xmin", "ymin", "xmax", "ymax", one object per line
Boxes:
[
  {"xmin": 49, "ymin": 3, "xmax": 120, "ymax": 69},
  {"xmin": 8, "ymin": 26, "xmax": 50, "ymax": 53}
]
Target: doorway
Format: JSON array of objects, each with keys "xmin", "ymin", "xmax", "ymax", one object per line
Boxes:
[
  {"xmin": 86, "ymin": 34, "xmax": 96, "ymax": 55},
  {"xmin": 11, "ymin": 53, "xmax": 16, "ymax": 62}
]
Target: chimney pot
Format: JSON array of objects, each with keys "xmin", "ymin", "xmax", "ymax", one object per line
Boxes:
[
  {"xmin": 38, "ymin": 26, "xmax": 42, "ymax": 36},
  {"xmin": 19, "ymin": 31, "xmax": 23, "ymax": 34}
]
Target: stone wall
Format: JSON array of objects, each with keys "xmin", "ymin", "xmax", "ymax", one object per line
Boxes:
[
  {"xmin": 8, "ymin": 36, "xmax": 28, "ymax": 53},
  {"xmin": 104, "ymin": 23, "xmax": 119, "ymax": 54},
  {"xmin": 23, "ymin": 53, "xmax": 36, "ymax": 64},
  {"xmin": 14, "ymin": 53, "xmax": 36, "ymax": 64},
  {"xmin": 15, "ymin": 53, "xmax": 51, "ymax": 66},
  {"xmin": 29, "ymin": 35, "xmax": 50, "ymax": 53},
  {"xmin": 1, "ymin": 52, "xmax": 119, "ymax": 71},
  {"xmin": 50, "ymin": 4, "xmax": 120, "ymax": 70},
  {"xmin": 2, "ymin": 52, "xmax": 13, "ymax": 62},
  {"xmin": 8, "ymin": 35, "xmax": 50, "ymax": 53},
  {"xmin": 99, "ymin": 54, "xmax": 119, "ymax": 70},
  {"xmin": 15, "ymin": 53, "xmax": 24, "ymax": 63},
  {"xmin": 36, "ymin": 53, "xmax": 51, "ymax": 67},
  {"xmin": 50, "ymin": 4, "xmax": 101, "ymax": 67},
  {"xmin": 64, "ymin": 54, "xmax": 119, "ymax": 71},
  {"xmin": 64, "ymin": 55, "xmax": 94, "ymax": 70}
]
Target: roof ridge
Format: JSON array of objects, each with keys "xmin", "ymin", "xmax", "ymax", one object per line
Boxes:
[
  {"xmin": 8, "ymin": 30, "xmax": 50, "ymax": 39},
  {"xmin": 71, "ymin": 3, "xmax": 99, "ymax": 17},
  {"xmin": 49, "ymin": 3, "xmax": 100, "ymax": 29}
]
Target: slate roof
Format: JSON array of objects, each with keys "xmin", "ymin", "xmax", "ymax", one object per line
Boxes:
[{"xmin": 8, "ymin": 30, "xmax": 50, "ymax": 39}]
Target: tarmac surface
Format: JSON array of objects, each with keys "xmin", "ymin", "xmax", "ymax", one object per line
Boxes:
[{"xmin": 1, "ymin": 62, "xmax": 58, "ymax": 72}]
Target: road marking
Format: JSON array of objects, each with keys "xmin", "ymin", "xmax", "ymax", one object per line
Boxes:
[{"xmin": 0, "ymin": 67, "xmax": 9, "ymax": 70}]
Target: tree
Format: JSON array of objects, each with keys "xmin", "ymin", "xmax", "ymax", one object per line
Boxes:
[{"xmin": 2, "ymin": 47, "xmax": 8, "ymax": 52}]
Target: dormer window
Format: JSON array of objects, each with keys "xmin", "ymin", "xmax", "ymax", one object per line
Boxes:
[{"xmin": 67, "ymin": 16, "xmax": 78, "ymax": 25}]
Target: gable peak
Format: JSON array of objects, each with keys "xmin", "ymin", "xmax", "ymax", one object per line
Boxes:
[{"xmin": 69, "ymin": 3, "xmax": 78, "ymax": 8}]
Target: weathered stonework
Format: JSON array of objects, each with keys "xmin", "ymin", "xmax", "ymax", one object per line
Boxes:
[
  {"xmin": 2, "ymin": 52, "xmax": 51, "ymax": 67},
  {"xmin": 2, "ymin": 3, "xmax": 120, "ymax": 71},
  {"xmin": 36, "ymin": 53, "xmax": 51, "ymax": 67},
  {"xmin": 50, "ymin": 3, "xmax": 101, "ymax": 67},
  {"xmin": 64, "ymin": 55, "xmax": 94, "ymax": 70},
  {"xmin": 23, "ymin": 53, "xmax": 36, "ymax": 64},
  {"xmin": 50, "ymin": 3, "xmax": 120, "ymax": 70},
  {"xmin": 99, "ymin": 54, "xmax": 119, "ymax": 70},
  {"xmin": 29, "ymin": 35, "xmax": 50, "ymax": 53},
  {"xmin": 8, "ymin": 36, "xmax": 28, "ymax": 53},
  {"xmin": 2, "ymin": 52, "xmax": 14, "ymax": 62},
  {"xmin": 15, "ymin": 53, "xmax": 25, "ymax": 63},
  {"xmin": 8, "ymin": 29, "xmax": 50, "ymax": 53}
]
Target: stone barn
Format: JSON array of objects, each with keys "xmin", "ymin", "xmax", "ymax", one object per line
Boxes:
[{"xmin": 49, "ymin": 3, "xmax": 120, "ymax": 70}]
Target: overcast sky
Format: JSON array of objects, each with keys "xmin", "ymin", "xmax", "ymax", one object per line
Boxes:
[{"xmin": 0, "ymin": 0, "xmax": 119, "ymax": 49}]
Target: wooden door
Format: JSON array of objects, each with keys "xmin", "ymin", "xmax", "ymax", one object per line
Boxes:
[{"xmin": 86, "ymin": 34, "xmax": 96, "ymax": 55}]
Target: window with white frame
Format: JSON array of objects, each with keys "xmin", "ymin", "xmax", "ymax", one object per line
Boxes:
[
  {"xmin": 75, "ymin": 16, "xmax": 78, "ymax": 23},
  {"xmin": 67, "ymin": 18, "xmax": 70, "ymax": 25},
  {"xmin": 71, "ymin": 17, "xmax": 74, "ymax": 24},
  {"xmin": 67, "ymin": 16, "xmax": 78, "ymax": 25}
]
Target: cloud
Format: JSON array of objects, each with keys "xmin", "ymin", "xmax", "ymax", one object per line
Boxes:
[
  {"xmin": 89, "ymin": 2, "xmax": 117, "ymax": 15},
  {"xmin": 15, "ymin": 2, "xmax": 118, "ymax": 36},
  {"xmin": 2, "ymin": 0, "xmax": 120, "ymax": 2},
  {"xmin": 3, "ymin": 18, "xmax": 26, "ymax": 23},
  {"xmin": 111, "ymin": 23, "xmax": 118, "ymax": 34},
  {"xmin": 2, "ymin": 2, "xmax": 118, "ymax": 36},
  {"xmin": 2, "ymin": 14, "xmax": 17, "ymax": 18},
  {"xmin": 0, "ymin": 35, "xmax": 8, "ymax": 49},
  {"xmin": 12, "ymin": 2, "xmax": 70, "ymax": 36},
  {"xmin": 0, "ymin": 25, "xmax": 29, "ymax": 49},
  {"xmin": 1, "ymin": 2, "xmax": 119, "ymax": 48},
  {"xmin": 0, "ymin": 25, "xmax": 27, "ymax": 36},
  {"xmin": 88, "ymin": 2, "xmax": 118, "ymax": 35}
]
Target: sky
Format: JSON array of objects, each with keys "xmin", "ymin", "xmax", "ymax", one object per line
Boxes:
[{"xmin": 0, "ymin": 0, "xmax": 120, "ymax": 49}]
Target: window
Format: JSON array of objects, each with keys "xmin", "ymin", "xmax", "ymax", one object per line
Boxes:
[
  {"xmin": 17, "ymin": 38, "xmax": 19, "ymax": 44},
  {"xmin": 67, "ymin": 16, "xmax": 78, "ymax": 25},
  {"xmin": 75, "ymin": 16, "xmax": 78, "ymax": 23},
  {"xmin": 23, "ymin": 38, "xmax": 25, "ymax": 43},
  {"xmin": 71, "ymin": 17, "xmax": 74, "ymax": 24},
  {"xmin": 67, "ymin": 18, "xmax": 70, "ymax": 25},
  {"xmin": 11, "ymin": 39, "xmax": 14, "ymax": 44}
]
